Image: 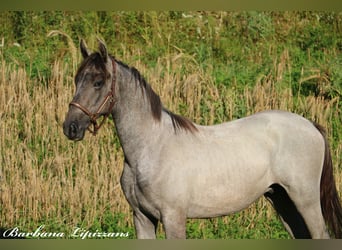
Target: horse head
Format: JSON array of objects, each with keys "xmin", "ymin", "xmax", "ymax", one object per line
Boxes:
[{"xmin": 63, "ymin": 39, "xmax": 116, "ymax": 140}]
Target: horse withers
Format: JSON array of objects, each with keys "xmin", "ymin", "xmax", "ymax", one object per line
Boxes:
[{"xmin": 63, "ymin": 39, "xmax": 342, "ymax": 239}]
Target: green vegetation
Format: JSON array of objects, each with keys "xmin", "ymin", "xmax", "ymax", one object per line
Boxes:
[{"xmin": 0, "ymin": 11, "xmax": 341, "ymax": 239}]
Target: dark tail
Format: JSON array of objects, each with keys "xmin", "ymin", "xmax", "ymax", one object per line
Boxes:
[{"xmin": 314, "ymin": 122, "xmax": 342, "ymax": 238}]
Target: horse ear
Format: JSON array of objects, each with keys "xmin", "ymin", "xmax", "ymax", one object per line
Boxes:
[
  {"xmin": 98, "ymin": 39, "xmax": 108, "ymax": 63},
  {"xmin": 80, "ymin": 39, "xmax": 90, "ymax": 59}
]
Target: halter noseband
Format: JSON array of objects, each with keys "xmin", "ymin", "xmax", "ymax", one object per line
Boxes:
[{"xmin": 69, "ymin": 58, "xmax": 116, "ymax": 135}]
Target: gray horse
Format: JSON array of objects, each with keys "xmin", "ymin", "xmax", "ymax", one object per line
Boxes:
[{"xmin": 63, "ymin": 40, "xmax": 342, "ymax": 239}]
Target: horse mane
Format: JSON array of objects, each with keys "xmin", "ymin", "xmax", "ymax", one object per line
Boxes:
[{"xmin": 115, "ymin": 59, "xmax": 198, "ymax": 134}]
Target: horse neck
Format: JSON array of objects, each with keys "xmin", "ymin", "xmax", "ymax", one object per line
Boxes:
[{"xmin": 112, "ymin": 63, "xmax": 164, "ymax": 162}]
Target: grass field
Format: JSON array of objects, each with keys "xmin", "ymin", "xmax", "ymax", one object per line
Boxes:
[{"xmin": 0, "ymin": 11, "xmax": 341, "ymax": 239}]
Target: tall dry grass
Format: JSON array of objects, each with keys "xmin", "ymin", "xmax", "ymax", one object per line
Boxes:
[
  {"xmin": 0, "ymin": 56, "xmax": 129, "ymax": 232},
  {"xmin": 0, "ymin": 44, "xmax": 341, "ymax": 237}
]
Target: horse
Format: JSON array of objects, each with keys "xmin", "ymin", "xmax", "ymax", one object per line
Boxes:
[{"xmin": 63, "ymin": 39, "xmax": 342, "ymax": 239}]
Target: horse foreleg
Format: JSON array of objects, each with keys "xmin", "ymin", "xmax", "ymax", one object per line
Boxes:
[
  {"xmin": 162, "ymin": 210, "xmax": 186, "ymax": 239},
  {"xmin": 133, "ymin": 210, "xmax": 158, "ymax": 239}
]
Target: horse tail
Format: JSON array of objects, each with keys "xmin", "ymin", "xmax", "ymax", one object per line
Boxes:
[{"xmin": 314, "ymin": 122, "xmax": 342, "ymax": 238}]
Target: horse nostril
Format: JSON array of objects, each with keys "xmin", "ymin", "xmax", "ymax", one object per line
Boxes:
[
  {"xmin": 63, "ymin": 120, "xmax": 84, "ymax": 141},
  {"xmin": 70, "ymin": 122, "xmax": 78, "ymax": 137}
]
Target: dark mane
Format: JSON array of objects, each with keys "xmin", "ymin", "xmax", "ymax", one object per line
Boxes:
[
  {"xmin": 163, "ymin": 109, "xmax": 198, "ymax": 134},
  {"xmin": 115, "ymin": 59, "xmax": 198, "ymax": 134}
]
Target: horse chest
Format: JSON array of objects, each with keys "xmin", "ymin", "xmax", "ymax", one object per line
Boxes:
[{"xmin": 121, "ymin": 163, "xmax": 161, "ymax": 220}]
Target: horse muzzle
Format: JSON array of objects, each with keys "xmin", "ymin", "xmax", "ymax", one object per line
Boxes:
[{"xmin": 63, "ymin": 120, "xmax": 86, "ymax": 141}]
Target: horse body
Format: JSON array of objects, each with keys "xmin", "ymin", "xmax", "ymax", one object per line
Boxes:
[
  {"xmin": 119, "ymin": 108, "xmax": 326, "ymax": 238},
  {"xmin": 63, "ymin": 40, "xmax": 342, "ymax": 239},
  {"xmin": 150, "ymin": 112, "xmax": 276, "ymax": 216}
]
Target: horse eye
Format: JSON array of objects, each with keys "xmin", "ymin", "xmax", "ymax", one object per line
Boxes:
[{"xmin": 94, "ymin": 80, "xmax": 104, "ymax": 88}]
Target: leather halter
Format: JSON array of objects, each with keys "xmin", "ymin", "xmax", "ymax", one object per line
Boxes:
[{"xmin": 69, "ymin": 58, "xmax": 116, "ymax": 135}]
